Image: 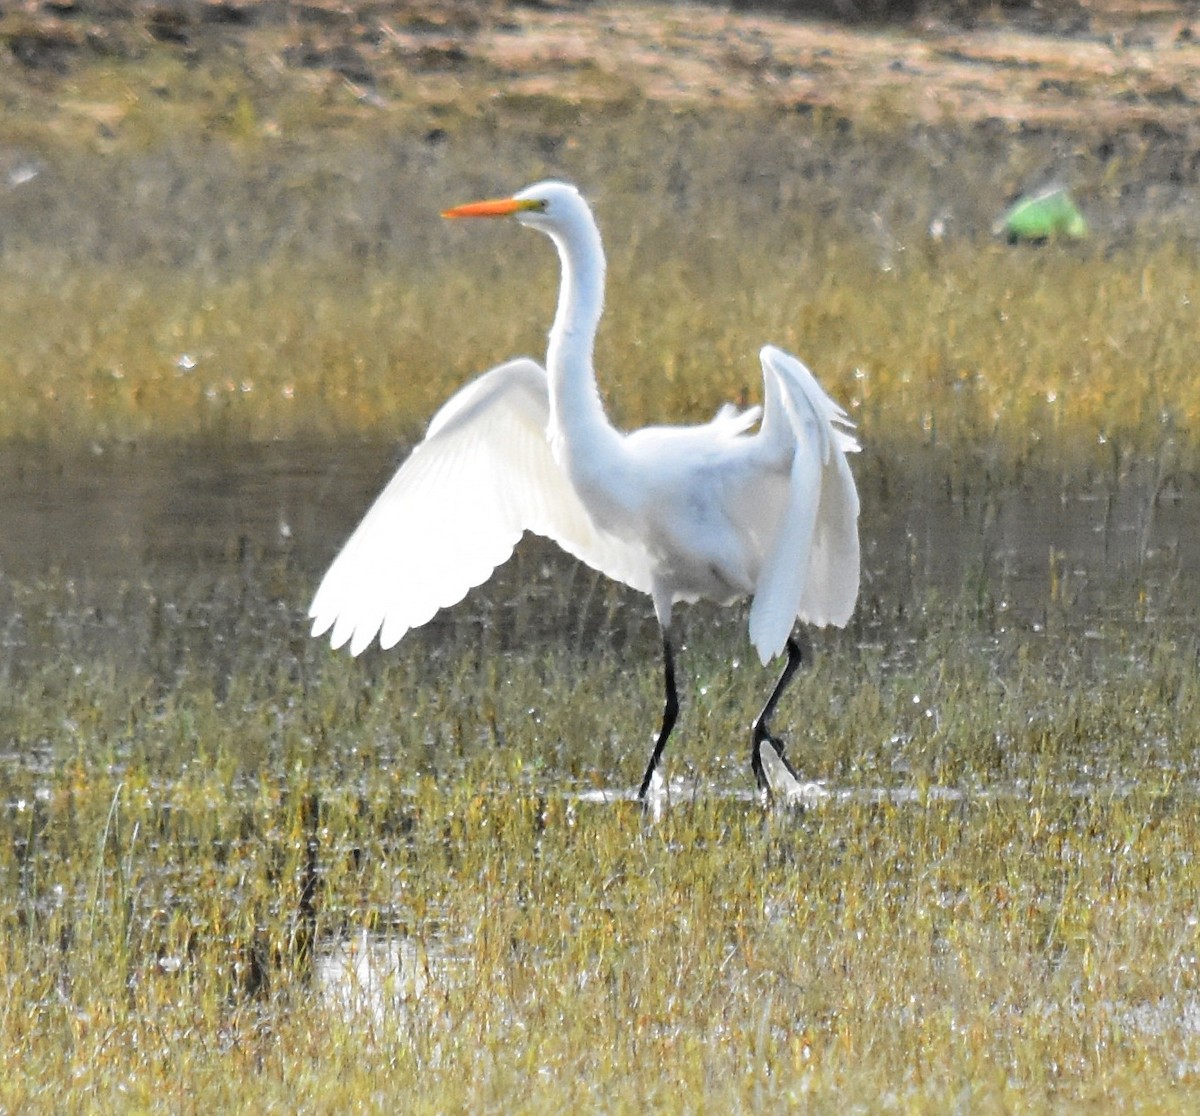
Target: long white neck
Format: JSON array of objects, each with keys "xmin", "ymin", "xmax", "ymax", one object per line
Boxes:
[{"xmin": 543, "ymin": 211, "xmax": 614, "ymax": 452}]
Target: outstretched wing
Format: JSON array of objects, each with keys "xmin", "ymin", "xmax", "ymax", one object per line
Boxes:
[
  {"xmin": 309, "ymin": 358, "xmax": 651, "ymax": 655},
  {"xmin": 747, "ymin": 345, "xmax": 861, "ymax": 663}
]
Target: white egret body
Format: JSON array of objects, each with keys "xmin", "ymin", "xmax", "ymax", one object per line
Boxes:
[{"xmin": 310, "ymin": 181, "xmax": 861, "ymax": 798}]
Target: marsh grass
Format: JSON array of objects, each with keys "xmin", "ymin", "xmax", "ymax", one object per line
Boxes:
[
  {"xmin": 2, "ymin": 572, "xmax": 1200, "ymax": 1109},
  {"xmin": 0, "ymin": 108, "xmax": 1196, "ymax": 467},
  {"xmin": 1, "ymin": 38, "xmax": 1199, "ymax": 1112},
  {"xmin": 0, "ymin": 203, "xmax": 1196, "ymax": 475}
]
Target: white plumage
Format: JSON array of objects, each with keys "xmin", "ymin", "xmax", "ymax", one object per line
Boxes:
[{"xmin": 310, "ymin": 181, "xmax": 861, "ymax": 798}]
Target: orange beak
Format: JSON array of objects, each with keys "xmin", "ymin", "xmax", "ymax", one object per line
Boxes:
[{"xmin": 442, "ymin": 197, "xmax": 540, "ymax": 219}]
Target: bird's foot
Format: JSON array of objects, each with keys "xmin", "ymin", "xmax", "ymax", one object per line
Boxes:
[
  {"xmin": 638, "ymin": 766, "xmax": 666, "ymax": 800},
  {"xmin": 751, "ymin": 723, "xmax": 794, "ymax": 790},
  {"xmin": 637, "ymin": 767, "xmax": 667, "ymax": 820},
  {"xmin": 751, "ymin": 725, "xmax": 820, "ymax": 805},
  {"xmin": 757, "ymin": 739, "xmax": 828, "ymax": 807}
]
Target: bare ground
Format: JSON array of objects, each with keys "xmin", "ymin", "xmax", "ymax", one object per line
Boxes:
[
  {"xmin": 3, "ymin": 0, "xmax": 1200, "ymax": 136},
  {"xmin": 1, "ymin": 1, "xmax": 1199, "ymax": 257}
]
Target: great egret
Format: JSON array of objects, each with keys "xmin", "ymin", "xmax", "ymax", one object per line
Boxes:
[{"xmin": 309, "ymin": 180, "xmax": 861, "ymax": 800}]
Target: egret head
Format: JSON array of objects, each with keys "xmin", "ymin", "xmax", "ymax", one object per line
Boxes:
[
  {"xmin": 442, "ymin": 180, "xmax": 606, "ymax": 300},
  {"xmin": 442, "ymin": 180, "xmax": 590, "ymax": 237}
]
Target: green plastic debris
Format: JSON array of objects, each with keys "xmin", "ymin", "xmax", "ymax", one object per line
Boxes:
[{"xmin": 996, "ymin": 187, "xmax": 1088, "ymax": 243}]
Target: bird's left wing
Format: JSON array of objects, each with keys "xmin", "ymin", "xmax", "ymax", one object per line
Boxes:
[
  {"xmin": 310, "ymin": 358, "xmax": 651, "ymax": 655},
  {"xmin": 747, "ymin": 346, "xmax": 861, "ymax": 663}
]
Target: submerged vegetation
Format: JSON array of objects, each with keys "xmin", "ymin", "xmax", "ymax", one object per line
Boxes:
[
  {"xmin": 2, "ymin": 566, "xmax": 1200, "ymax": 1109},
  {"xmin": 0, "ymin": 0, "xmax": 1199, "ymax": 1108}
]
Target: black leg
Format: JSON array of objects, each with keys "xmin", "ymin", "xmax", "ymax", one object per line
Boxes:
[
  {"xmin": 750, "ymin": 634, "xmax": 807, "ymax": 793},
  {"xmin": 637, "ymin": 633, "xmax": 678, "ymax": 800}
]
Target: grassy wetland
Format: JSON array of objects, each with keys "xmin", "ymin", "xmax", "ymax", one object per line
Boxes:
[{"xmin": 2, "ymin": 0, "xmax": 1200, "ymax": 1109}]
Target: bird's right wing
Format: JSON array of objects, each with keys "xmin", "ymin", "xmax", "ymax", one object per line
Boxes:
[
  {"xmin": 310, "ymin": 358, "xmax": 651, "ymax": 655},
  {"xmin": 748, "ymin": 346, "xmax": 861, "ymax": 663}
]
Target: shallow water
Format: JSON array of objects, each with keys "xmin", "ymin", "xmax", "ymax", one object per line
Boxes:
[
  {"xmin": 0, "ymin": 437, "xmax": 1191, "ymax": 660},
  {"xmin": 316, "ymin": 931, "xmax": 447, "ymax": 1028}
]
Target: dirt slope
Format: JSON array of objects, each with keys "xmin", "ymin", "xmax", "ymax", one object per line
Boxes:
[{"xmin": 2, "ymin": 0, "xmax": 1199, "ymax": 136}]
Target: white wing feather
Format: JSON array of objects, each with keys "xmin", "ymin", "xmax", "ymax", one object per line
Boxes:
[
  {"xmin": 748, "ymin": 346, "xmax": 861, "ymax": 663},
  {"xmin": 309, "ymin": 358, "xmax": 652, "ymax": 655}
]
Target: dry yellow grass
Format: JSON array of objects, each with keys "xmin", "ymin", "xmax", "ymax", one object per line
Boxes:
[{"xmin": 0, "ymin": 176, "xmax": 1194, "ymax": 476}]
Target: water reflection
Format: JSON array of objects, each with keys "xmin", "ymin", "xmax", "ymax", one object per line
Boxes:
[
  {"xmin": 316, "ymin": 931, "xmax": 438, "ymax": 1026},
  {"xmin": 0, "ymin": 439, "xmax": 385, "ymax": 580},
  {"xmin": 0, "ymin": 438, "xmax": 1191, "ymax": 660}
]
